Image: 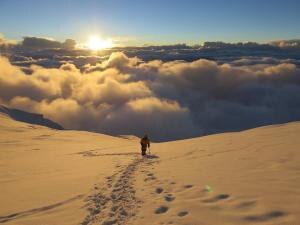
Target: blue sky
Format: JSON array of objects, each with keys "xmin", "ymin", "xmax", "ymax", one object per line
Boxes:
[{"xmin": 1, "ymin": 0, "xmax": 300, "ymax": 45}]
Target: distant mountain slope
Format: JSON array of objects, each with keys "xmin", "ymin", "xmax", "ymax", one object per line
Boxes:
[{"xmin": 0, "ymin": 105, "xmax": 64, "ymax": 130}]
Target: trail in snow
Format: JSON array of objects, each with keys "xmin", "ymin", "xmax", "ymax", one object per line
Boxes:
[{"xmin": 82, "ymin": 154, "xmax": 159, "ymax": 225}]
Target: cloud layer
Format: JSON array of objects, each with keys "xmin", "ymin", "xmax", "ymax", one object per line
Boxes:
[
  {"xmin": 21, "ymin": 37, "xmax": 76, "ymax": 50},
  {"xmin": 1, "ymin": 52, "xmax": 300, "ymax": 141}
]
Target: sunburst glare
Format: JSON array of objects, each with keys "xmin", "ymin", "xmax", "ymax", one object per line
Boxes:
[{"xmin": 86, "ymin": 36, "xmax": 113, "ymax": 51}]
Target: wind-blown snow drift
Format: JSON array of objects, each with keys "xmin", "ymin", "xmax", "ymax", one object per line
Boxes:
[{"xmin": 1, "ymin": 52, "xmax": 300, "ymax": 140}]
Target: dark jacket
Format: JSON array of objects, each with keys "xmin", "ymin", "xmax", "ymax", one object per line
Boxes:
[{"xmin": 140, "ymin": 137, "xmax": 150, "ymax": 149}]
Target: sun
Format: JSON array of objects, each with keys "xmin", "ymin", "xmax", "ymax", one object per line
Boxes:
[{"xmin": 87, "ymin": 36, "xmax": 113, "ymax": 51}]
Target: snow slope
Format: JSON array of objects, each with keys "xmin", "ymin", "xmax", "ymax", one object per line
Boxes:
[{"xmin": 0, "ymin": 112, "xmax": 299, "ymax": 225}]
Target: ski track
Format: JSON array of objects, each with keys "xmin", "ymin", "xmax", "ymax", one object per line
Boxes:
[{"xmin": 82, "ymin": 155, "xmax": 157, "ymax": 225}]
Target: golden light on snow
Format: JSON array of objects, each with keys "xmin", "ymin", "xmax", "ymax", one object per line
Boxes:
[{"xmin": 87, "ymin": 36, "xmax": 113, "ymax": 50}]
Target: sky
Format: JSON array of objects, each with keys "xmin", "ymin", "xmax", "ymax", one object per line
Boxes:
[{"xmin": 0, "ymin": 0, "xmax": 300, "ymax": 45}]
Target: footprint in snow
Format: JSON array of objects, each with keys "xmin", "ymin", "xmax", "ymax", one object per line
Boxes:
[
  {"xmin": 155, "ymin": 206, "xmax": 169, "ymax": 214},
  {"xmin": 164, "ymin": 194, "xmax": 175, "ymax": 202},
  {"xmin": 156, "ymin": 187, "xmax": 164, "ymax": 194},
  {"xmin": 177, "ymin": 211, "xmax": 189, "ymax": 217},
  {"xmin": 202, "ymin": 194, "xmax": 230, "ymax": 203}
]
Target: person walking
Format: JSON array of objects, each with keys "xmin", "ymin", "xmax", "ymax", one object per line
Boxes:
[{"xmin": 140, "ymin": 134, "xmax": 150, "ymax": 156}]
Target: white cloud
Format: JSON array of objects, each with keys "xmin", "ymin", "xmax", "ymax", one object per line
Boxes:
[{"xmin": 1, "ymin": 52, "xmax": 300, "ymax": 141}]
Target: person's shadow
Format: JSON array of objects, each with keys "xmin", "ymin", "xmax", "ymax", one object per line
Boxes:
[{"xmin": 144, "ymin": 154, "xmax": 159, "ymax": 159}]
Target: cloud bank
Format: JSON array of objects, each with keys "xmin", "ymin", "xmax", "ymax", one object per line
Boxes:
[
  {"xmin": 21, "ymin": 37, "xmax": 76, "ymax": 50},
  {"xmin": 0, "ymin": 34, "xmax": 16, "ymax": 51},
  {"xmin": 1, "ymin": 52, "xmax": 300, "ymax": 141},
  {"xmin": 270, "ymin": 39, "xmax": 300, "ymax": 48}
]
